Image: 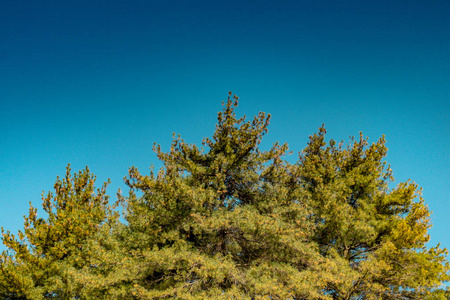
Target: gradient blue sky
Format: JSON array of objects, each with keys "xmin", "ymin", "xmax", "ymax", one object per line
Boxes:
[{"xmin": 1, "ymin": 1, "xmax": 449, "ymax": 253}]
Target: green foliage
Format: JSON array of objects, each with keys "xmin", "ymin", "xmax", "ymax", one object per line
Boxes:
[
  {"xmin": 0, "ymin": 166, "xmax": 116, "ymax": 299},
  {"xmin": 1, "ymin": 93, "xmax": 448, "ymax": 299},
  {"xmin": 295, "ymin": 127, "xmax": 449, "ymax": 299}
]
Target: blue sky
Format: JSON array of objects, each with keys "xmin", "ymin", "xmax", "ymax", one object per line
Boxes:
[{"xmin": 1, "ymin": 0, "xmax": 449, "ymax": 254}]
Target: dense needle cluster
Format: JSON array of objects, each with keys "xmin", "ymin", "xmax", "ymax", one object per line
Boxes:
[{"xmin": 1, "ymin": 93, "xmax": 448, "ymax": 299}]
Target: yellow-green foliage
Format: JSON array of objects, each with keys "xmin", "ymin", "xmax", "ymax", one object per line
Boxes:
[
  {"xmin": 1, "ymin": 93, "xmax": 449, "ymax": 299},
  {"xmin": 0, "ymin": 167, "xmax": 116, "ymax": 299}
]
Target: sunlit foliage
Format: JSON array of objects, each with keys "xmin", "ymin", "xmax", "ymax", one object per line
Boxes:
[{"xmin": 1, "ymin": 93, "xmax": 448, "ymax": 299}]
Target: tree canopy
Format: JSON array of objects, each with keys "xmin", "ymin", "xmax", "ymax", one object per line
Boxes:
[{"xmin": 1, "ymin": 93, "xmax": 449, "ymax": 299}]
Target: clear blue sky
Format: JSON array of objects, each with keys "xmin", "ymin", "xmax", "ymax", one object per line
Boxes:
[{"xmin": 1, "ymin": 1, "xmax": 449, "ymax": 253}]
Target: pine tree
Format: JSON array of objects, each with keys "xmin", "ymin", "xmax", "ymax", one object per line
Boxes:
[
  {"xmin": 0, "ymin": 166, "xmax": 114, "ymax": 299},
  {"xmin": 295, "ymin": 126, "xmax": 450, "ymax": 299},
  {"xmin": 109, "ymin": 93, "xmax": 331, "ymax": 298}
]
